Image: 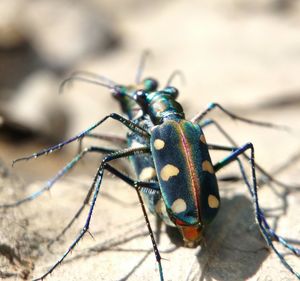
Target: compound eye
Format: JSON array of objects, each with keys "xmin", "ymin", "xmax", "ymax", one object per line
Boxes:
[
  {"xmin": 134, "ymin": 89, "xmax": 148, "ymax": 109},
  {"xmin": 143, "ymin": 78, "xmax": 158, "ymax": 92},
  {"xmin": 164, "ymin": 86, "xmax": 179, "ymax": 99},
  {"xmin": 112, "ymin": 85, "xmax": 127, "ymax": 99}
]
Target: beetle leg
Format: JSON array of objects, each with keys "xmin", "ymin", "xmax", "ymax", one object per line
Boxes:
[
  {"xmin": 191, "ymin": 103, "xmax": 290, "ymax": 131},
  {"xmin": 48, "ymin": 156, "xmax": 160, "ymax": 249},
  {"xmin": 33, "ymin": 146, "xmax": 154, "ymax": 281},
  {"xmin": 202, "ymin": 118, "xmax": 299, "ymax": 190},
  {"xmin": 213, "ymin": 143, "xmax": 300, "ymax": 279},
  {"xmin": 105, "ymin": 164, "xmax": 163, "ymax": 280},
  {"xmin": 12, "ymin": 113, "xmax": 150, "ymax": 166},
  {"xmin": 77, "ymin": 132, "xmax": 127, "ymax": 154},
  {"xmin": 35, "ymin": 147, "xmax": 164, "ymax": 281},
  {"xmin": 0, "ymin": 146, "xmax": 116, "ymax": 208}
]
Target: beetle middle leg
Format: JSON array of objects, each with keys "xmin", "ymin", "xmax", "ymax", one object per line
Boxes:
[
  {"xmin": 211, "ymin": 143, "xmax": 300, "ymax": 279},
  {"xmin": 201, "ymin": 118, "xmax": 299, "ymax": 190},
  {"xmin": 0, "ymin": 146, "xmax": 117, "ymax": 208}
]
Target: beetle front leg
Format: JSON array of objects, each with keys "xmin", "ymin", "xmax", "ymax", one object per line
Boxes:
[
  {"xmin": 191, "ymin": 103, "xmax": 290, "ymax": 131},
  {"xmin": 12, "ymin": 113, "xmax": 150, "ymax": 165},
  {"xmin": 76, "ymin": 132, "xmax": 127, "ymax": 154}
]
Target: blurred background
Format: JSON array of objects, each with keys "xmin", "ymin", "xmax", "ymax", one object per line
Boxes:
[{"xmin": 0, "ymin": 0, "xmax": 300, "ymax": 280}]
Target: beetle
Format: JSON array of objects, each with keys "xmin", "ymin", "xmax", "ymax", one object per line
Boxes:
[{"xmin": 1, "ymin": 55, "xmax": 299, "ymax": 280}]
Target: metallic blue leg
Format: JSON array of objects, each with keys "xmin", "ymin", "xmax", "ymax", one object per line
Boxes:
[
  {"xmin": 105, "ymin": 164, "xmax": 164, "ymax": 280},
  {"xmin": 214, "ymin": 143, "xmax": 300, "ymax": 279},
  {"xmin": 48, "ymin": 159, "xmax": 160, "ymax": 249},
  {"xmin": 0, "ymin": 146, "xmax": 116, "ymax": 208},
  {"xmin": 207, "ymin": 143, "xmax": 252, "ymax": 194},
  {"xmin": 191, "ymin": 103, "xmax": 290, "ymax": 131},
  {"xmin": 104, "ymin": 164, "xmax": 160, "ymax": 192},
  {"xmin": 32, "ymin": 146, "xmax": 164, "ymax": 281},
  {"xmin": 12, "ymin": 113, "xmax": 150, "ymax": 166},
  {"xmin": 80, "ymin": 132, "xmax": 126, "ymax": 145},
  {"xmin": 77, "ymin": 132, "xmax": 127, "ymax": 153},
  {"xmin": 202, "ymin": 118, "xmax": 299, "ymax": 189}
]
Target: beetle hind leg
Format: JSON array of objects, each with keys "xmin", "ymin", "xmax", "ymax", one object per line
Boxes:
[{"xmin": 213, "ymin": 143, "xmax": 300, "ymax": 279}]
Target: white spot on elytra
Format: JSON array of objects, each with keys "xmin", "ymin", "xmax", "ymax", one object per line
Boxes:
[
  {"xmin": 154, "ymin": 139, "xmax": 165, "ymax": 150},
  {"xmin": 139, "ymin": 167, "xmax": 156, "ymax": 181},
  {"xmin": 160, "ymin": 164, "xmax": 179, "ymax": 181},
  {"xmin": 171, "ymin": 198, "xmax": 187, "ymax": 214},
  {"xmin": 200, "ymin": 134, "xmax": 206, "ymax": 144},
  {"xmin": 208, "ymin": 195, "xmax": 219, "ymax": 208},
  {"xmin": 155, "ymin": 199, "xmax": 164, "ymax": 215},
  {"xmin": 202, "ymin": 160, "xmax": 214, "ymax": 174}
]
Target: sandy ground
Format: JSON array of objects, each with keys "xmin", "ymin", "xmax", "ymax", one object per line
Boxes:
[{"xmin": 1, "ymin": 1, "xmax": 300, "ymax": 281}]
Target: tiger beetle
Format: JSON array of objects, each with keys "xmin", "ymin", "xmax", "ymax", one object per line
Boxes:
[{"xmin": 1, "ymin": 54, "xmax": 299, "ymax": 280}]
